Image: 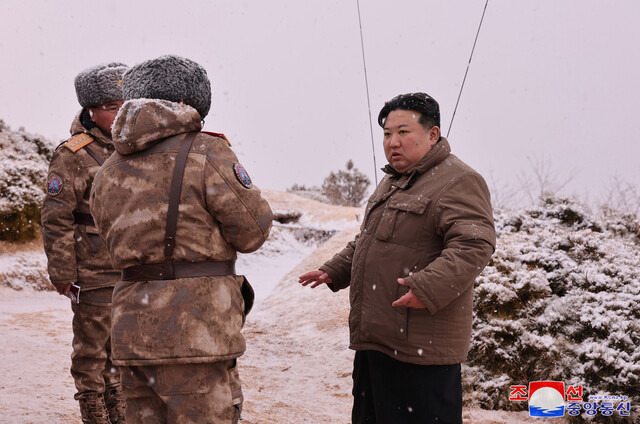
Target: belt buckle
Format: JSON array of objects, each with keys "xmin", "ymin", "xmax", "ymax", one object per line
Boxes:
[{"xmin": 160, "ymin": 262, "xmax": 175, "ymax": 280}]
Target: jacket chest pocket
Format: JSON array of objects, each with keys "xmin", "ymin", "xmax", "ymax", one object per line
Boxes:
[{"xmin": 375, "ymin": 193, "xmax": 429, "ymax": 246}]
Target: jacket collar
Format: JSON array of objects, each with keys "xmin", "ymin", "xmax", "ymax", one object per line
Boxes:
[
  {"xmin": 69, "ymin": 109, "xmax": 114, "ymax": 147},
  {"xmin": 382, "ymin": 137, "xmax": 452, "ymax": 188},
  {"xmin": 110, "ymin": 99, "xmax": 202, "ymax": 155}
]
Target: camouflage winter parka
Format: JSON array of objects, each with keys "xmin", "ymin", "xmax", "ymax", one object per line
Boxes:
[
  {"xmin": 90, "ymin": 99, "xmax": 273, "ymax": 366},
  {"xmin": 41, "ymin": 110, "xmax": 119, "ymax": 289}
]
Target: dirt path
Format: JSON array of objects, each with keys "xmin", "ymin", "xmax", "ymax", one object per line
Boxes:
[{"xmin": 0, "ymin": 287, "xmax": 78, "ymax": 423}]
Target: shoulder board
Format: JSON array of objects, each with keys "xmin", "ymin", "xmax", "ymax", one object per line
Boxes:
[
  {"xmin": 201, "ymin": 131, "xmax": 231, "ymax": 146},
  {"xmin": 64, "ymin": 134, "xmax": 94, "ymax": 152}
]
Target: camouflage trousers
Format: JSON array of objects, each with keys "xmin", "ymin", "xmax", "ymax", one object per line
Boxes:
[
  {"xmin": 70, "ymin": 287, "xmax": 121, "ymax": 397},
  {"xmin": 120, "ymin": 359, "xmax": 243, "ymax": 424}
]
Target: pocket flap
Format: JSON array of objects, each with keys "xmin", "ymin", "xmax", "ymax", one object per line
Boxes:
[{"xmin": 388, "ymin": 193, "xmax": 429, "ymax": 214}]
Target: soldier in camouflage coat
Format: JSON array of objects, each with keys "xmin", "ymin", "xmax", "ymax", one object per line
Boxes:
[
  {"xmin": 41, "ymin": 63, "xmax": 129, "ymax": 424},
  {"xmin": 90, "ymin": 55, "xmax": 273, "ymax": 424}
]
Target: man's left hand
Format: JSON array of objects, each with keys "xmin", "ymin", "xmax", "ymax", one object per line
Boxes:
[{"xmin": 392, "ymin": 278, "xmax": 426, "ymax": 309}]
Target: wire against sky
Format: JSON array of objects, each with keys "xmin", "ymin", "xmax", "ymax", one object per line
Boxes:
[
  {"xmin": 357, "ymin": 0, "xmax": 489, "ymax": 182},
  {"xmin": 447, "ymin": 0, "xmax": 489, "ymax": 138},
  {"xmin": 356, "ymin": 0, "xmax": 378, "ymax": 185}
]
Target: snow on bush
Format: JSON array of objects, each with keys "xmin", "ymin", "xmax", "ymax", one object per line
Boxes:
[
  {"xmin": 0, "ymin": 120, "xmax": 55, "ymax": 241},
  {"xmin": 465, "ymin": 196, "xmax": 639, "ymax": 420},
  {"xmin": 0, "ymin": 251, "xmax": 51, "ymax": 291},
  {"xmin": 286, "ymin": 184, "xmax": 330, "ymax": 204}
]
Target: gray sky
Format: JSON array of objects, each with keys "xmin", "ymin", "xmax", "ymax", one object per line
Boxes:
[{"xmin": 1, "ymin": 0, "xmax": 639, "ymax": 207}]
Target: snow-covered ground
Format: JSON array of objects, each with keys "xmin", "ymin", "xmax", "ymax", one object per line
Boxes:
[{"xmin": 0, "ymin": 190, "xmax": 609, "ymax": 423}]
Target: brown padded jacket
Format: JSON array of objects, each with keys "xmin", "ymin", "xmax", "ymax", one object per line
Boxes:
[{"xmin": 320, "ymin": 138, "xmax": 496, "ymax": 365}]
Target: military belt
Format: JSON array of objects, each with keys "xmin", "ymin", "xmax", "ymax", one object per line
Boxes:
[
  {"xmin": 73, "ymin": 212, "xmax": 95, "ymax": 226},
  {"xmin": 121, "ymin": 260, "xmax": 236, "ymax": 282}
]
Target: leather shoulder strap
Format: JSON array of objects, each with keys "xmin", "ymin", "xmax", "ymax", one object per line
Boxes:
[
  {"xmin": 82, "ymin": 145, "xmax": 104, "ymax": 166},
  {"xmin": 164, "ymin": 132, "xmax": 198, "ymax": 266}
]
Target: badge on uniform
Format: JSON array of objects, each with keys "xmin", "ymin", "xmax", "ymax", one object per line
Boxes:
[
  {"xmin": 64, "ymin": 133, "xmax": 94, "ymax": 152},
  {"xmin": 47, "ymin": 176, "xmax": 63, "ymax": 196},
  {"xmin": 233, "ymin": 163, "xmax": 253, "ymax": 189}
]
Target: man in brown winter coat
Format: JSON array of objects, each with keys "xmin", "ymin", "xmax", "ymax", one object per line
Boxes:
[
  {"xmin": 41, "ymin": 62, "xmax": 129, "ymax": 424},
  {"xmin": 90, "ymin": 55, "xmax": 273, "ymax": 424},
  {"xmin": 299, "ymin": 92, "xmax": 496, "ymax": 424}
]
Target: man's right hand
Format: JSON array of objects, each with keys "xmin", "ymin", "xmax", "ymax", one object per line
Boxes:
[
  {"xmin": 55, "ymin": 283, "xmax": 72, "ymax": 296},
  {"xmin": 298, "ymin": 270, "xmax": 332, "ymax": 289}
]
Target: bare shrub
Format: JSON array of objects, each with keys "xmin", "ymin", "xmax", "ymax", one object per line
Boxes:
[{"xmin": 517, "ymin": 155, "xmax": 578, "ymax": 204}]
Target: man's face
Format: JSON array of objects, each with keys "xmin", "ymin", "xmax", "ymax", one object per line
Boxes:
[
  {"xmin": 383, "ymin": 109, "xmax": 440, "ymax": 174},
  {"xmin": 88, "ymin": 100, "xmax": 124, "ymax": 137}
]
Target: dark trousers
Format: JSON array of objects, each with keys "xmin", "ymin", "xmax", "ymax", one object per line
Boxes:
[{"xmin": 352, "ymin": 350, "xmax": 462, "ymax": 424}]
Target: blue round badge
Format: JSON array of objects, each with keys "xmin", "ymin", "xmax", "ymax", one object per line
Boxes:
[
  {"xmin": 233, "ymin": 163, "xmax": 253, "ymax": 189},
  {"xmin": 47, "ymin": 176, "xmax": 63, "ymax": 196}
]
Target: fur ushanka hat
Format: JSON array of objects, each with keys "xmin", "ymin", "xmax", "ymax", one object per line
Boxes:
[
  {"xmin": 74, "ymin": 62, "xmax": 128, "ymax": 107},
  {"xmin": 122, "ymin": 55, "xmax": 212, "ymax": 119}
]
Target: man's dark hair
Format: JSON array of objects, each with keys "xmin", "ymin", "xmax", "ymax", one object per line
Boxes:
[{"xmin": 377, "ymin": 92, "xmax": 440, "ymax": 130}]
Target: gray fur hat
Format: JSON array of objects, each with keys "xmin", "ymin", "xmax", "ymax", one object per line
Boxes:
[
  {"xmin": 74, "ymin": 62, "xmax": 128, "ymax": 107},
  {"xmin": 122, "ymin": 55, "xmax": 211, "ymax": 119}
]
